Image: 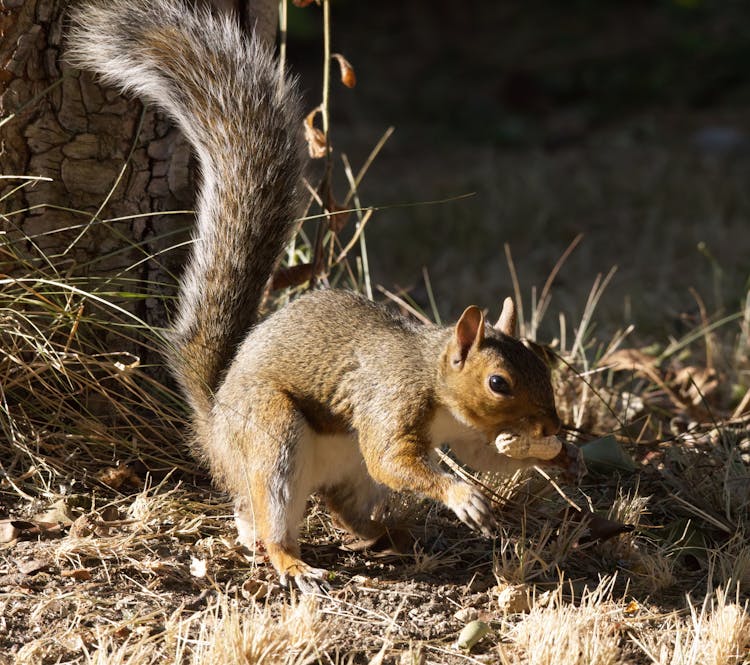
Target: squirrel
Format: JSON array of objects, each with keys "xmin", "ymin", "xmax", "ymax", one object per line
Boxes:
[{"xmin": 68, "ymin": 0, "xmax": 579, "ymax": 593}]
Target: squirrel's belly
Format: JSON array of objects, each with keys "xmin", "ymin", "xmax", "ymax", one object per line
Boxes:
[{"xmin": 298, "ymin": 427, "xmax": 363, "ymax": 490}]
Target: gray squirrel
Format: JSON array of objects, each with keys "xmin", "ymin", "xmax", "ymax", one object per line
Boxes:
[{"xmin": 68, "ymin": 0, "xmax": 577, "ymax": 593}]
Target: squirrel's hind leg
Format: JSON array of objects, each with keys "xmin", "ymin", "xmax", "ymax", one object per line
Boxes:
[
  {"xmin": 214, "ymin": 388, "xmax": 328, "ymax": 592},
  {"xmin": 235, "ymin": 496, "xmax": 328, "ymax": 593}
]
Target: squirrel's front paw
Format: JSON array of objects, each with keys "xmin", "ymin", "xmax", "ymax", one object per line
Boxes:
[{"xmin": 445, "ymin": 481, "xmax": 497, "ymax": 537}]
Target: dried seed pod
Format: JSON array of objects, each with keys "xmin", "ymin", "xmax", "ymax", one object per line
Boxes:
[
  {"xmin": 332, "ymin": 53, "xmax": 356, "ymax": 88},
  {"xmin": 494, "ymin": 433, "xmax": 562, "ymax": 460},
  {"xmin": 303, "ymin": 107, "xmax": 327, "ymax": 158}
]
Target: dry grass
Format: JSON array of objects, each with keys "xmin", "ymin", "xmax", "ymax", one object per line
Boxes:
[
  {"xmin": 79, "ymin": 595, "xmax": 333, "ymax": 665},
  {"xmin": 2, "ymin": 210, "xmax": 748, "ymax": 662}
]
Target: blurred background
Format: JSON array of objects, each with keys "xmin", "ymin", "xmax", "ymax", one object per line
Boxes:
[{"xmin": 288, "ymin": 0, "xmax": 750, "ymax": 339}]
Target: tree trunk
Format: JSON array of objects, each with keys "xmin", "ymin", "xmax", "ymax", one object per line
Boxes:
[
  {"xmin": 1, "ymin": 0, "xmax": 279, "ymax": 339},
  {"xmin": 1, "ymin": 0, "xmax": 201, "ymax": 337}
]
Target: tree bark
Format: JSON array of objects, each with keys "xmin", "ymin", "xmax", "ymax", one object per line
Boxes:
[{"xmin": 1, "ymin": 0, "xmax": 279, "ymax": 333}]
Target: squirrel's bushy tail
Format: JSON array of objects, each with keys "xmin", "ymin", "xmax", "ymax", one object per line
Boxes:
[{"xmin": 68, "ymin": 0, "xmax": 304, "ymax": 420}]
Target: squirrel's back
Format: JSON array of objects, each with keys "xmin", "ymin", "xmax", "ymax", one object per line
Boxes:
[
  {"xmin": 218, "ymin": 290, "xmax": 445, "ymax": 429},
  {"xmin": 68, "ymin": 0, "xmax": 305, "ymax": 421}
]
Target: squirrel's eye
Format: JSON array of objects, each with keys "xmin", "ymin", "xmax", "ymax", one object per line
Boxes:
[{"xmin": 488, "ymin": 374, "xmax": 511, "ymax": 395}]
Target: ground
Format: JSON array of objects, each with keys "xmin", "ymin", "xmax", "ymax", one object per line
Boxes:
[{"xmin": 1, "ymin": 322, "xmax": 748, "ymax": 662}]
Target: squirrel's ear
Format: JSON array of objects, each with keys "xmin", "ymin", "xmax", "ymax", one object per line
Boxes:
[
  {"xmin": 494, "ymin": 297, "xmax": 517, "ymax": 337},
  {"xmin": 452, "ymin": 305, "xmax": 485, "ymax": 367}
]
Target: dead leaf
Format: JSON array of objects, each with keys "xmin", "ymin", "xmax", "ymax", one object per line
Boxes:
[
  {"xmin": 241, "ymin": 578, "xmax": 270, "ymax": 601},
  {"xmin": 189, "ymin": 557, "xmax": 207, "ymax": 579},
  {"xmin": 70, "ymin": 511, "xmax": 124, "ymax": 538},
  {"xmin": 602, "ymin": 348, "xmax": 658, "ymax": 374},
  {"xmin": 59, "ymin": 629, "xmax": 95, "ymax": 651},
  {"xmin": 100, "ymin": 506, "xmax": 121, "ymax": 522},
  {"xmin": 602, "ymin": 348, "xmax": 687, "ymax": 408},
  {"xmin": 70, "ymin": 515, "xmax": 95, "ymax": 538},
  {"xmin": 270, "ymin": 262, "xmax": 316, "ymax": 290},
  {"xmin": 34, "ymin": 498, "xmax": 74, "ymax": 526},
  {"xmin": 0, "ymin": 520, "xmax": 20, "ymax": 543},
  {"xmin": 97, "ymin": 464, "xmax": 142, "ymax": 490},
  {"xmin": 61, "ymin": 568, "xmax": 92, "ymax": 581},
  {"xmin": 542, "ymin": 440, "xmax": 587, "ymax": 481},
  {"xmin": 454, "ymin": 607, "xmax": 479, "ymax": 622},
  {"xmin": 16, "ymin": 558, "xmax": 49, "ymax": 575},
  {"xmin": 624, "ymin": 599, "xmax": 640, "ymax": 615},
  {"xmin": 399, "ymin": 650, "xmax": 425, "ymax": 665},
  {"xmin": 580, "ymin": 435, "xmax": 637, "ymax": 473},
  {"xmin": 1, "ymin": 519, "xmax": 63, "ymax": 541},
  {"xmin": 558, "ymin": 507, "xmax": 635, "ymax": 545},
  {"xmin": 674, "ymin": 366, "xmax": 720, "ymax": 406},
  {"xmin": 331, "ymin": 53, "xmax": 356, "ymax": 88},
  {"xmin": 325, "ymin": 193, "xmax": 351, "ymax": 234},
  {"xmin": 303, "ymin": 107, "xmax": 327, "ymax": 158},
  {"xmin": 496, "ymin": 582, "xmax": 532, "ymax": 613}
]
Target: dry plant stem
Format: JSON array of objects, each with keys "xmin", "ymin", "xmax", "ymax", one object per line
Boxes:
[
  {"xmin": 0, "ymin": 277, "xmax": 152, "ymax": 330},
  {"xmin": 0, "ymin": 176, "xmax": 53, "ymax": 204},
  {"xmin": 571, "ymin": 266, "xmax": 617, "ymax": 362},
  {"xmin": 532, "ymin": 465, "xmax": 579, "ymax": 511},
  {"xmin": 732, "ymin": 387, "xmax": 750, "ymax": 418},
  {"xmin": 321, "ymin": 0, "xmax": 331, "ymax": 139},
  {"xmin": 334, "ymin": 207, "xmax": 373, "ymax": 264},
  {"xmin": 422, "ymin": 266, "xmax": 442, "ymax": 325},
  {"xmin": 341, "ymin": 126, "xmax": 395, "ymax": 208},
  {"xmin": 376, "ymin": 285, "xmax": 432, "ymax": 325},
  {"xmin": 660, "ymin": 311, "xmax": 744, "ymax": 361},
  {"xmin": 531, "ymin": 233, "xmax": 583, "ymax": 337},
  {"xmin": 340, "ymin": 154, "xmax": 373, "ymax": 298},
  {"xmin": 688, "ymin": 286, "xmax": 714, "ymax": 370},
  {"xmin": 553, "ymin": 352, "xmax": 631, "ymax": 441},
  {"xmin": 306, "ymin": 0, "xmax": 334, "ymax": 287},
  {"xmin": 278, "ymin": 0, "xmax": 288, "ymax": 82},
  {"xmin": 504, "ymin": 243, "xmax": 526, "ymax": 338},
  {"xmin": 600, "ymin": 324, "xmax": 635, "ymax": 360}
]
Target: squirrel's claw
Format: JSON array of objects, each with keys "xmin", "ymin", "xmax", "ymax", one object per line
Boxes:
[
  {"xmin": 279, "ymin": 564, "xmax": 330, "ymax": 595},
  {"xmin": 446, "ymin": 481, "xmax": 498, "ymax": 537}
]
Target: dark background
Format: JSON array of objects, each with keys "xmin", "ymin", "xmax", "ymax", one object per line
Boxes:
[{"xmin": 287, "ymin": 0, "xmax": 750, "ymax": 338}]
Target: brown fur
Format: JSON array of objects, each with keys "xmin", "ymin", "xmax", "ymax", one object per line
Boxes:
[{"xmin": 68, "ymin": 0, "xmax": 565, "ymax": 592}]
